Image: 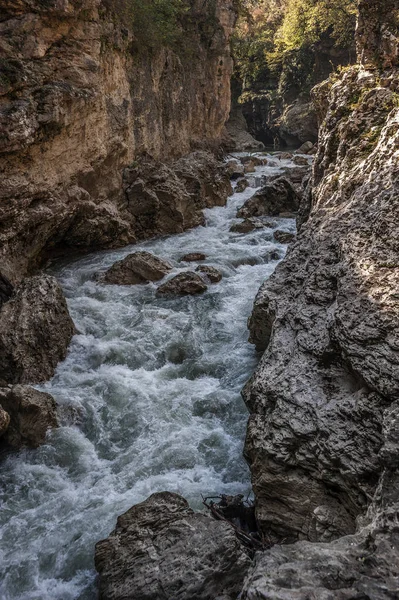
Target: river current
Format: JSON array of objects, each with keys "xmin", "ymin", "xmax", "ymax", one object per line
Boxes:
[{"xmin": 0, "ymin": 154, "xmax": 301, "ymax": 599}]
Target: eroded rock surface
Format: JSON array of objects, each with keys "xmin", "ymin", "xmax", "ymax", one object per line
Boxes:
[
  {"xmin": 237, "ymin": 177, "xmax": 300, "ymax": 218},
  {"xmin": 245, "ymin": 48, "xmax": 399, "ymax": 554},
  {"xmin": 101, "ymin": 251, "xmax": 172, "ymax": 285},
  {"xmin": 95, "ymin": 492, "xmax": 251, "ymax": 600},
  {"xmin": 195, "ymin": 265, "xmax": 223, "ymax": 283},
  {"xmin": 156, "ymin": 272, "xmax": 208, "ymax": 297},
  {"xmin": 241, "ymin": 5, "xmax": 399, "ymax": 593},
  {"xmin": 0, "ymin": 0, "xmax": 236, "ymax": 281},
  {"xmin": 0, "ymin": 385, "xmax": 58, "ymax": 448},
  {"xmin": 0, "ymin": 275, "xmax": 75, "ymax": 384}
]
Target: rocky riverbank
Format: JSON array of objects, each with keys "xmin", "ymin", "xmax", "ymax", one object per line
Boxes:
[
  {"xmin": 0, "ymin": 0, "xmax": 236, "ymax": 282},
  {"xmin": 94, "ymin": 2, "xmax": 399, "ymax": 598}
]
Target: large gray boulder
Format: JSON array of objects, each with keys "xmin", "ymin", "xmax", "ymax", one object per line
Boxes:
[
  {"xmin": 101, "ymin": 251, "xmax": 172, "ymax": 285},
  {"xmin": 0, "ymin": 275, "xmax": 75, "ymax": 384},
  {"xmin": 237, "ymin": 177, "xmax": 300, "ymax": 218},
  {"xmin": 95, "ymin": 492, "xmax": 251, "ymax": 600},
  {"xmin": 0, "ymin": 385, "xmax": 58, "ymax": 448}
]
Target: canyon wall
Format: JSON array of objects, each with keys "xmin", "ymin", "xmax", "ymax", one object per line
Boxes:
[
  {"xmin": 243, "ymin": 0, "xmax": 399, "ymax": 588},
  {"xmin": 0, "ymin": 0, "xmax": 236, "ymax": 281}
]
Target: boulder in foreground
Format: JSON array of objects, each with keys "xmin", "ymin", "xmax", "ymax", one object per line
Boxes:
[
  {"xmin": 101, "ymin": 251, "xmax": 172, "ymax": 285},
  {"xmin": 156, "ymin": 272, "xmax": 207, "ymax": 297},
  {"xmin": 95, "ymin": 492, "xmax": 251, "ymax": 600},
  {"xmin": 0, "ymin": 275, "xmax": 75, "ymax": 384}
]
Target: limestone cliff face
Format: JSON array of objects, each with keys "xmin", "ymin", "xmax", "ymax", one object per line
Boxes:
[
  {"xmin": 0, "ymin": 0, "xmax": 235, "ymax": 280},
  {"xmin": 244, "ymin": 0, "xmax": 399, "ymax": 560}
]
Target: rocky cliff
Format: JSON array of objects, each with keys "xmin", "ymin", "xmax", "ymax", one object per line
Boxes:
[
  {"xmin": 242, "ymin": 0, "xmax": 399, "ymax": 593},
  {"xmin": 0, "ymin": 0, "xmax": 235, "ymax": 281}
]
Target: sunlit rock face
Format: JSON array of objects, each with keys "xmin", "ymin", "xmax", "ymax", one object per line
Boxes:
[
  {"xmin": 0, "ymin": 0, "xmax": 236, "ymax": 281},
  {"xmin": 244, "ymin": 0, "xmax": 399, "ymax": 558}
]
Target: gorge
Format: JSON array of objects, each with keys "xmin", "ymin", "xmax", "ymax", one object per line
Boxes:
[{"xmin": 0, "ymin": 1, "xmax": 399, "ymax": 599}]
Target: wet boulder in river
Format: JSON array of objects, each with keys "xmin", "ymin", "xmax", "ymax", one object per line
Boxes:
[
  {"xmin": 180, "ymin": 252, "xmax": 206, "ymax": 262},
  {"xmin": 0, "ymin": 275, "xmax": 76, "ymax": 384},
  {"xmin": 226, "ymin": 160, "xmax": 245, "ymax": 179},
  {"xmin": 237, "ymin": 177, "xmax": 300, "ymax": 218},
  {"xmin": 230, "ymin": 219, "xmax": 264, "ymax": 234},
  {"xmin": 195, "ymin": 265, "xmax": 222, "ymax": 283},
  {"xmin": 274, "ymin": 230, "xmax": 296, "ymax": 244},
  {"xmin": 95, "ymin": 492, "xmax": 251, "ymax": 600},
  {"xmin": 235, "ymin": 178, "xmax": 249, "ymax": 193},
  {"xmin": 156, "ymin": 272, "xmax": 207, "ymax": 297},
  {"xmin": 0, "ymin": 385, "xmax": 58, "ymax": 448},
  {"xmin": 101, "ymin": 251, "xmax": 172, "ymax": 285}
]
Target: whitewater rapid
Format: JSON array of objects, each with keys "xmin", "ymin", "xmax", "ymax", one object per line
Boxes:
[{"xmin": 0, "ymin": 154, "xmax": 300, "ymax": 599}]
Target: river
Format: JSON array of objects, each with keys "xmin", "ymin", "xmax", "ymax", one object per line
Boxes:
[{"xmin": 0, "ymin": 153, "xmax": 301, "ymax": 599}]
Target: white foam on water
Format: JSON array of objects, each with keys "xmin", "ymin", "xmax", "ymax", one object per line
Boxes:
[{"xmin": 0, "ymin": 154, "xmax": 298, "ymax": 599}]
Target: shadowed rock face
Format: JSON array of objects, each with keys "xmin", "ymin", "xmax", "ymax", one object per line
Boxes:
[
  {"xmin": 0, "ymin": 275, "xmax": 76, "ymax": 384},
  {"xmin": 243, "ymin": 0, "xmax": 399, "ymax": 556},
  {"xmin": 0, "ymin": 0, "xmax": 236, "ymax": 282},
  {"xmin": 237, "ymin": 177, "xmax": 300, "ymax": 219},
  {"xmin": 95, "ymin": 492, "xmax": 251, "ymax": 600}
]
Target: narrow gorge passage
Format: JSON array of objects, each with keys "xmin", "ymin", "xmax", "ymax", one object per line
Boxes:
[{"xmin": 0, "ymin": 155, "xmax": 298, "ymax": 600}]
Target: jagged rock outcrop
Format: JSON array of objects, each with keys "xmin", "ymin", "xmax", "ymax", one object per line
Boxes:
[
  {"xmin": 0, "ymin": 0, "xmax": 236, "ymax": 282},
  {"xmin": 237, "ymin": 177, "xmax": 300, "ymax": 218},
  {"xmin": 241, "ymin": 399, "xmax": 399, "ymax": 599},
  {"xmin": 244, "ymin": 0, "xmax": 399, "ymax": 559},
  {"xmin": 0, "ymin": 275, "xmax": 75, "ymax": 384},
  {"xmin": 0, "ymin": 385, "xmax": 58, "ymax": 448},
  {"xmin": 95, "ymin": 492, "xmax": 251, "ymax": 600},
  {"xmin": 101, "ymin": 251, "xmax": 172, "ymax": 285}
]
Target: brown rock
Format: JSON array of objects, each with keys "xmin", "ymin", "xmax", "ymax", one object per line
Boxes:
[
  {"xmin": 226, "ymin": 159, "xmax": 245, "ymax": 179},
  {"xmin": 0, "ymin": 385, "xmax": 58, "ymax": 448},
  {"xmin": 95, "ymin": 492, "xmax": 251, "ymax": 600},
  {"xmin": 156, "ymin": 273, "xmax": 207, "ymax": 297},
  {"xmin": 273, "ymin": 230, "xmax": 296, "ymax": 244},
  {"xmin": 297, "ymin": 141, "xmax": 314, "ymax": 154},
  {"xmin": 0, "ymin": 1, "xmax": 236, "ymax": 280},
  {"xmin": 101, "ymin": 251, "xmax": 172, "ymax": 285},
  {"xmin": 292, "ymin": 155, "xmax": 310, "ymax": 166},
  {"xmin": 244, "ymin": 160, "xmax": 257, "ymax": 173},
  {"xmin": 195, "ymin": 265, "xmax": 222, "ymax": 283},
  {"xmin": 230, "ymin": 219, "xmax": 264, "ymax": 234},
  {"xmin": 237, "ymin": 177, "xmax": 300, "ymax": 219},
  {"xmin": 0, "ymin": 275, "xmax": 76, "ymax": 384},
  {"xmin": 180, "ymin": 252, "xmax": 207, "ymax": 262},
  {"xmin": 235, "ymin": 178, "xmax": 249, "ymax": 193}
]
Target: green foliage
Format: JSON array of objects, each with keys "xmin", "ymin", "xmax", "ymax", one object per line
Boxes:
[
  {"xmin": 106, "ymin": 0, "xmax": 189, "ymax": 48},
  {"xmin": 232, "ymin": 0, "xmax": 357, "ymax": 103},
  {"xmin": 276, "ymin": 0, "xmax": 357, "ymax": 51}
]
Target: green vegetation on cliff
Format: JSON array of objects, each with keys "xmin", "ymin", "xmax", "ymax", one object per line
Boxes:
[
  {"xmin": 233, "ymin": 0, "xmax": 356, "ymax": 100},
  {"xmin": 105, "ymin": 0, "xmax": 188, "ymax": 48}
]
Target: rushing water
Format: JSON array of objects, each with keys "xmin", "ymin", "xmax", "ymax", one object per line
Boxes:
[{"xmin": 0, "ymin": 154, "xmax": 302, "ymax": 599}]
